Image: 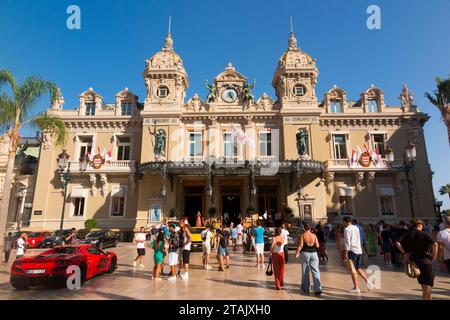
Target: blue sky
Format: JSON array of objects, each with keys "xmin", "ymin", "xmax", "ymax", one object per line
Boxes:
[{"xmin": 1, "ymin": 0, "xmax": 449, "ymax": 210}]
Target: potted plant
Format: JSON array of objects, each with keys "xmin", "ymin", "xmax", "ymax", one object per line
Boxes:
[
  {"xmin": 169, "ymin": 207, "xmax": 178, "ymax": 218},
  {"xmin": 207, "ymin": 207, "xmax": 217, "ymax": 219},
  {"xmin": 245, "ymin": 205, "xmax": 256, "ymax": 218},
  {"xmin": 84, "ymin": 219, "xmax": 98, "ymax": 231},
  {"xmin": 283, "ymin": 206, "xmax": 293, "ymax": 218}
]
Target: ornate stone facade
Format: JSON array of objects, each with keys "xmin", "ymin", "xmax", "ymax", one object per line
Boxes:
[{"xmin": 26, "ymin": 27, "xmax": 436, "ymax": 236}]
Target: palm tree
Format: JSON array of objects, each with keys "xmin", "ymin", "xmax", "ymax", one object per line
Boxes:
[
  {"xmin": 0, "ymin": 69, "xmax": 67, "ymax": 248},
  {"xmin": 439, "ymin": 184, "xmax": 450, "ymax": 200},
  {"xmin": 425, "ymin": 77, "xmax": 450, "ymax": 145}
]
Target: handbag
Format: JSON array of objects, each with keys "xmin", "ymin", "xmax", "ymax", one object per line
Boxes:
[
  {"xmin": 266, "ymin": 258, "xmax": 273, "ymax": 276},
  {"xmin": 405, "ymin": 260, "xmax": 421, "ymax": 279}
]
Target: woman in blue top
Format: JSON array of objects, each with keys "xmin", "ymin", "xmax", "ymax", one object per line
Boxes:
[
  {"xmin": 253, "ymin": 220, "xmax": 265, "ymax": 268},
  {"xmin": 152, "ymin": 230, "xmax": 165, "ymax": 281}
]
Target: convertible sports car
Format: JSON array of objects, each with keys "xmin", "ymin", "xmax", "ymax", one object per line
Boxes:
[{"xmin": 10, "ymin": 244, "xmax": 118, "ymax": 290}]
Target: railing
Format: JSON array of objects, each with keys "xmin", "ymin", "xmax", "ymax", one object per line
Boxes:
[
  {"xmin": 69, "ymin": 160, "xmax": 135, "ymax": 173},
  {"xmin": 256, "ymin": 155, "xmax": 277, "ymax": 163},
  {"xmin": 325, "ymin": 158, "xmax": 403, "ymax": 170},
  {"xmin": 182, "ymin": 156, "xmax": 205, "ymax": 163}
]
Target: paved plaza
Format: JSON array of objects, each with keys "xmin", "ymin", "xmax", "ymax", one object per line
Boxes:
[{"xmin": 0, "ymin": 243, "xmax": 449, "ymax": 300}]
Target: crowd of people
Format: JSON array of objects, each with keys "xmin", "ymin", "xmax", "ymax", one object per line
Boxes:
[{"xmin": 2, "ymin": 212, "xmax": 449, "ymax": 300}]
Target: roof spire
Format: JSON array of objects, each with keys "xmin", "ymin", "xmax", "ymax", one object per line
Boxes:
[
  {"xmin": 288, "ymin": 16, "xmax": 298, "ymax": 50},
  {"xmin": 163, "ymin": 16, "xmax": 173, "ymax": 50}
]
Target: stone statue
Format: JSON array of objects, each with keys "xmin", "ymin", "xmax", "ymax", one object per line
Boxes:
[
  {"xmin": 243, "ymin": 80, "xmax": 256, "ymax": 105},
  {"xmin": 205, "ymin": 80, "xmax": 217, "ymax": 104},
  {"xmin": 296, "ymin": 130, "xmax": 309, "ymax": 156},
  {"xmin": 154, "ymin": 129, "xmax": 166, "ymax": 157},
  {"xmin": 15, "ymin": 141, "xmax": 29, "ymax": 159},
  {"xmin": 399, "ymin": 84, "xmax": 415, "ymax": 107}
]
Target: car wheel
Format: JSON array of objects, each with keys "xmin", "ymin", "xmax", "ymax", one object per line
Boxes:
[
  {"xmin": 80, "ymin": 264, "xmax": 87, "ymax": 284},
  {"xmin": 10, "ymin": 279, "xmax": 29, "ymax": 290},
  {"xmin": 108, "ymin": 257, "xmax": 117, "ymax": 274}
]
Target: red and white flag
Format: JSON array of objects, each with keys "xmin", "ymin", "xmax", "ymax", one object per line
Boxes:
[{"xmin": 232, "ymin": 126, "xmax": 255, "ymax": 149}]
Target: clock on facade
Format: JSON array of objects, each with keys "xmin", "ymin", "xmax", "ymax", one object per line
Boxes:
[{"xmin": 221, "ymin": 87, "xmax": 238, "ymax": 103}]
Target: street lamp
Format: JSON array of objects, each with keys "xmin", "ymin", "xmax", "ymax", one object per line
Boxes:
[
  {"xmin": 435, "ymin": 200, "xmax": 443, "ymax": 217},
  {"xmin": 57, "ymin": 150, "xmax": 72, "ymax": 233},
  {"xmin": 387, "ymin": 143, "xmax": 417, "ymax": 218}
]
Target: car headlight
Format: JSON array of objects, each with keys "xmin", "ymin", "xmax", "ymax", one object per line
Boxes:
[{"xmin": 91, "ymin": 240, "xmax": 99, "ymax": 244}]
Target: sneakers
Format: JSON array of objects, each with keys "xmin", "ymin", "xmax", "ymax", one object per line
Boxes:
[
  {"xmin": 153, "ymin": 277, "xmax": 162, "ymax": 281},
  {"xmin": 180, "ymin": 272, "xmax": 189, "ymax": 280},
  {"xmin": 133, "ymin": 261, "xmax": 137, "ymax": 267},
  {"xmin": 349, "ymin": 288, "xmax": 361, "ymax": 294},
  {"xmin": 140, "ymin": 264, "xmax": 145, "ymax": 268},
  {"xmin": 367, "ymin": 281, "xmax": 375, "ymax": 290},
  {"xmin": 168, "ymin": 276, "xmax": 177, "ymax": 281},
  {"xmin": 205, "ymin": 265, "xmax": 212, "ymax": 270}
]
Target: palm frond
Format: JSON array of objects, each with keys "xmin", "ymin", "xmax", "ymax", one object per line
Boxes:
[
  {"xmin": 0, "ymin": 69, "xmax": 18, "ymax": 96},
  {"xmin": 16, "ymin": 76, "xmax": 57, "ymax": 120},
  {"xmin": 0, "ymin": 93, "xmax": 15, "ymax": 131},
  {"xmin": 31, "ymin": 113, "xmax": 68, "ymax": 146},
  {"xmin": 439, "ymin": 184, "xmax": 450, "ymax": 195}
]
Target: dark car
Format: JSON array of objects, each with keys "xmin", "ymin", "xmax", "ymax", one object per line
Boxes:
[
  {"xmin": 264, "ymin": 228, "xmax": 274, "ymax": 251},
  {"xmin": 78, "ymin": 230, "xmax": 119, "ymax": 249},
  {"xmin": 286, "ymin": 227, "xmax": 303, "ymax": 250},
  {"xmin": 41, "ymin": 230, "xmax": 71, "ymax": 248},
  {"xmin": 76, "ymin": 229, "xmax": 90, "ymax": 240}
]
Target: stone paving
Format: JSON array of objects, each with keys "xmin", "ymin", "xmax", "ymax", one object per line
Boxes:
[{"xmin": 0, "ymin": 242, "xmax": 449, "ymax": 300}]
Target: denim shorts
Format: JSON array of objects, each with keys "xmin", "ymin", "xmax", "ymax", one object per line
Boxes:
[
  {"xmin": 348, "ymin": 251, "xmax": 362, "ymax": 269},
  {"xmin": 217, "ymin": 246, "xmax": 228, "ymax": 256}
]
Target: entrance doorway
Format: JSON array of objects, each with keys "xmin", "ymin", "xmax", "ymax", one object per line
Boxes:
[
  {"xmin": 222, "ymin": 194, "xmax": 241, "ymax": 227},
  {"xmin": 184, "ymin": 195, "xmax": 203, "ymax": 226},
  {"xmin": 257, "ymin": 186, "xmax": 278, "ymax": 226}
]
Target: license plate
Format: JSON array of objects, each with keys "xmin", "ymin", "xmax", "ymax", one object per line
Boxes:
[{"xmin": 26, "ymin": 269, "xmax": 46, "ymax": 274}]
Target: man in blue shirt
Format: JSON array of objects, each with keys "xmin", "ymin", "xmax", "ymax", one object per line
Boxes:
[{"xmin": 253, "ymin": 220, "xmax": 265, "ymax": 268}]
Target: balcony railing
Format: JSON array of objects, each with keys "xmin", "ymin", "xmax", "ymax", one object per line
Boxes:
[
  {"xmin": 325, "ymin": 158, "xmax": 403, "ymax": 171},
  {"xmin": 256, "ymin": 155, "xmax": 277, "ymax": 163},
  {"xmin": 69, "ymin": 160, "xmax": 135, "ymax": 173}
]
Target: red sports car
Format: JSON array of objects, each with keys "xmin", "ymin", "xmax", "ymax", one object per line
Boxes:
[
  {"xmin": 26, "ymin": 231, "xmax": 52, "ymax": 248},
  {"xmin": 10, "ymin": 244, "xmax": 118, "ymax": 290}
]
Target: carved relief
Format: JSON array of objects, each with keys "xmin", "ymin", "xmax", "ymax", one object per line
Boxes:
[
  {"xmin": 396, "ymin": 172, "xmax": 406, "ymax": 193},
  {"xmin": 324, "ymin": 171, "xmax": 335, "ymax": 194},
  {"xmin": 89, "ymin": 174, "xmax": 97, "ymax": 196},
  {"xmin": 355, "ymin": 172, "xmax": 365, "ymax": 192},
  {"xmin": 399, "ymin": 84, "xmax": 415, "ymax": 108},
  {"xmin": 51, "ymin": 88, "xmax": 65, "ymax": 110},
  {"xmin": 42, "ymin": 132, "xmax": 52, "ymax": 150},
  {"xmin": 100, "ymin": 174, "xmax": 108, "ymax": 197},
  {"xmin": 185, "ymin": 94, "xmax": 207, "ymax": 112},
  {"xmin": 366, "ymin": 172, "xmax": 376, "ymax": 192},
  {"xmin": 255, "ymin": 93, "xmax": 274, "ymax": 110}
]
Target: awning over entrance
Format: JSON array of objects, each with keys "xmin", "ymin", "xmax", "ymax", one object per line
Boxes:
[{"xmin": 140, "ymin": 159, "xmax": 324, "ymax": 176}]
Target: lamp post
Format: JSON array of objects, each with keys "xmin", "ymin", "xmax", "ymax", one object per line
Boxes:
[
  {"xmin": 386, "ymin": 143, "xmax": 417, "ymax": 218},
  {"xmin": 57, "ymin": 150, "xmax": 72, "ymax": 233},
  {"xmin": 435, "ymin": 200, "xmax": 443, "ymax": 217}
]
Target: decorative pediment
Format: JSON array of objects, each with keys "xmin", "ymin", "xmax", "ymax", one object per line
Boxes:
[
  {"xmin": 184, "ymin": 94, "xmax": 208, "ymax": 112},
  {"xmin": 214, "ymin": 63, "xmax": 247, "ymax": 83},
  {"xmin": 79, "ymin": 87, "xmax": 103, "ymax": 102},
  {"xmin": 364, "ymin": 84, "xmax": 384, "ymax": 99},
  {"xmin": 115, "ymin": 87, "xmax": 137, "ymax": 102},
  {"xmin": 255, "ymin": 93, "xmax": 274, "ymax": 110}
]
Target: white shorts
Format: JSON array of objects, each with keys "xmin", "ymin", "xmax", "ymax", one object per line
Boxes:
[
  {"xmin": 202, "ymin": 243, "xmax": 211, "ymax": 254},
  {"xmin": 168, "ymin": 252, "xmax": 179, "ymax": 266},
  {"xmin": 255, "ymin": 243, "xmax": 264, "ymax": 254}
]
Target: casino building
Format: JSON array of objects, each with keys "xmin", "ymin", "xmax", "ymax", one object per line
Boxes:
[{"xmin": 27, "ymin": 28, "xmax": 436, "ymax": 237}]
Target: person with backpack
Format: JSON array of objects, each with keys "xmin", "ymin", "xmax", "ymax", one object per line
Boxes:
[
  {"xmin": 201, "ymin": 225, "xmax": 213, "ymax": 270},
  {"xmin": 396, "ymin": 219, "xmax": 438, "ymax": 300},
  {"xmin": 216, "ymin": 224, "xmax": 231, "ymax": 271},
  {"xmin": 167, "ymin": 224, "xmax": 180, "ymax": 281}
]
